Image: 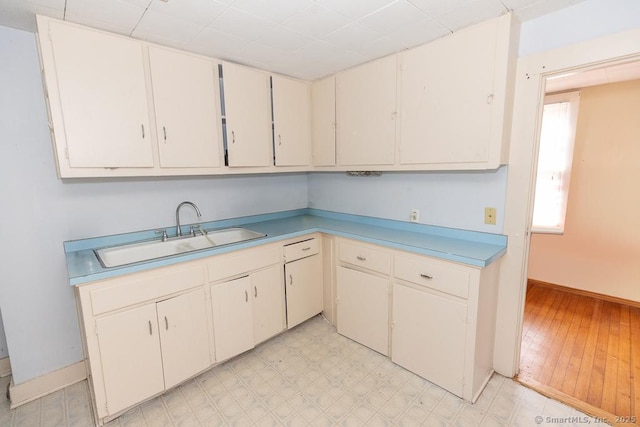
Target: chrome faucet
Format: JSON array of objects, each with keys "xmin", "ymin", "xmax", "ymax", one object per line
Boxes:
[{"xmin": 175, "ymin": 201, "xmax": 202, "ymax": 237}]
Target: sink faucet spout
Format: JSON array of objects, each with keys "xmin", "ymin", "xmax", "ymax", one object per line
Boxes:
[{"xmin": 176, "ymin": 201, "xmax": 202, "ymax": 237}]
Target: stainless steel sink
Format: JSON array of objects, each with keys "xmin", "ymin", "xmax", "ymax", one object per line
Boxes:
[{"xmin": 94, "ymin": 227, "xmax": 266, "ymax": 268}]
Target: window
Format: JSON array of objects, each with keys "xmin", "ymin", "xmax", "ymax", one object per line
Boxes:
[{"xmin": 531, "ymin": 91, "xmax": 580, "ymax": 234}]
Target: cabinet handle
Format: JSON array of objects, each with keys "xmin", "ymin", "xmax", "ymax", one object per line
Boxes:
[
  {"xmin": 289, "ymin": 274, "xmax": 293, "ymax": 286},
  {"xmin": 163, "ymin": 126, "xmax": 167, "ymax": 143},
  {"xmin": 164, "ymin": 316, "xmax": 168, "ymax": 330},
  {"xmin": 245, "ymin": 290, "xmax": 248, "ymax": 302},
  {"xmin": 356, "ymin": 256, "xmax": 367, "ymax": 261},
  {"xmin": 148, "ymin": 320, "xmax": 152, "ymax": 335},
  {"xmin": 420, "ymin": 273, "xmax": 434, "ymax": 280},
  {"xmin": 232, "ymin": 130, "xmax": 235, "ymax": 144},
  {"xmin": 278, "ymin": 134, "xmax": 282, "ymax": 146},
  {"xmin": 254, "ymin": 286, "xmax": 257, "ymax": 298},
  {"xmin": 302, "ymin": 247, "xmax": 311, "ymax": 251},
  {"xmin": 141, "ymin": 124, "xmax": 145, "ymax": 139}
]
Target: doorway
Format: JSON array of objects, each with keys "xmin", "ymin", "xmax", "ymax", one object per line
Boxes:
[{"xmin": 514, "ymin": 61, "xmax": 640, "ymax": 423}]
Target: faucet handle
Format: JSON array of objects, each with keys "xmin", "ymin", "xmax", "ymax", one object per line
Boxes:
[
  {"xmin": 155, "ymin": 229, "xmax": 168, "ymax": 242},
  {"xmin": 189, "ymin": 225, "xmax": 197, "ymax": 237}
]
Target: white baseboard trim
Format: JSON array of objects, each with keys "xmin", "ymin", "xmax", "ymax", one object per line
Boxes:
[
  {"xmin": 9, "ymin": 360, "xmax": 86, "ymax": 409},
  {"xmin": 0, "ymin": 357, "xmax": 11, "ymax": 377}
]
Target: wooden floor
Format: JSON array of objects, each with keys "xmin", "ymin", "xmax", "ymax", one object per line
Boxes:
[{"xmin": 517, "ymin": 281, "xmax": 640, "ymax": 426}]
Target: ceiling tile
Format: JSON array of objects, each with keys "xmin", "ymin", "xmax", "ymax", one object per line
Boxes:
[
  {"xmin": 188, "ymin": 27, "xmax": 249, "ymax": 59},
  {"xmin": 407, "ymin": 0, "xmax": 475, "ymax": 18},
  {"xmin": 314, "ymin": 0, "xmax": 398, "ymax": 20},
  {"xmin": 512, "ymin": 0, "xmax": 585, "ymax": 21},
  {"xmin": 434, "ymin": 0, "xmax": 507, "ymax": 31},
  {"xmin": 0, "ymin": 1, "xmax": 65, "ymax": 32},
  {"xmin": 147, "ymin": 0, "xmax": 228, "ymax": 26},
  {"xmin": 283, "ymin": 3, "xmax": 351, "ymax": 38},
  {"xmin": 322, "ymin": 22, "xmax": 383, "ymax": 52},
  {"xmin": 65, "ymin": 0, "xmax": 146, "ymax": 33},
  {"xmin": 209, "ymin": 7, "xmax": 275, "ymax": 41},
  {"xmin": 231, "ymin": 0, "xmax": 314, "ymax": 24},
  {"xmin": 255, "ymin": 25, "xmax": 313, "ymax": 52},
  {"xmin": 358, "ymin": 0, "xmax": 428, "ymax": 36},
  {"xmin": 120, "ymin": 0, "xmax": 153, "ymax": 8},
  {"xmin": 132, "ymin": 9, "xmax": 206, "ymax": 45},
  {"xmin": 356, "ymin": 35, "xmax": 407, "ymax": 59},
  {"xmin": 385, "ymin": 16, "xmax": 449, "ymax": 49}
]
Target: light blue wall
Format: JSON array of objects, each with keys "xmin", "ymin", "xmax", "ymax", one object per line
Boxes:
[{"xmin": 0, "ymin": 25, "xmax": 307, "ymax": 384}]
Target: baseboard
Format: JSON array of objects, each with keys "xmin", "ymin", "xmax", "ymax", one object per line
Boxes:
[
  {"xmin": 527, "ymin": 278, "xmax": 640, "ymax": 309},
  {"xmin": 0, "ymin": 357, "xmax": 11, "ymax": 377},
  {"xmin": 9, "ymin": 360, "xmax": 86, "ymax": 409}
]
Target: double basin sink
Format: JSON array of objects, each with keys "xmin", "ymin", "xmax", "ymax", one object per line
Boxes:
[{"xmin": 95, "ymin": 227, "xmax": 266, "ymax": 268}]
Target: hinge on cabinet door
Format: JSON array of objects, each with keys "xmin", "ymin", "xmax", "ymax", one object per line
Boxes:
[
  {"xmin": 390, "ymin": 321, "xmax": 395, "ymax": 329},
  {"xmin": 335, "ymin": 297, "xmax": 339, "ymax": 305},
  {"xmin": 94, "ymin": 322, "xmax": 98, "ymax": 337},
  {"xmin": 64, "ymin": 146, "xmax": 70, "ymax": 160},
  {"xmin": 105, "ymin": 401, "xmax": 109, "ymax": 414}
]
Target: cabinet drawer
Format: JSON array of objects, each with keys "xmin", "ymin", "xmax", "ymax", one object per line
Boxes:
[
  {"xmin": 339, "ymin": 241, "xmax": 391, "ymax": 275},
  {"xmin": 90, "ymin": 265, "xmax": 204, "ymax": 316},
  {"xmin": 283, "ymin": 238, "xmax": 319, "ymax": 263},
  {"xmin": 207, "ymin": 244, "xmax": 280, "ymax": 282},
  {"xmin": 394, "ymin": 255, "xmax": 470, "ymax": 299}
]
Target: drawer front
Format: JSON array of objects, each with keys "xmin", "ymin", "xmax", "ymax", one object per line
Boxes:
[
  {"xmin": 283, "ymin": 238, "xmax": 319, "ymax": 263},
  {"xmin": 207, "ymin": 244, "xmax": 280, "ymax": 282},
  {"xmin": 90, "ymin": 265, "xmax": 205, "ymax": 316},
  {"xmin": 394, "ymin": 255, "xmax": 470, "ymax": 299},
  {"xmin": 339, "ymin": 241, "xmax": 391, "ymax": 275}
]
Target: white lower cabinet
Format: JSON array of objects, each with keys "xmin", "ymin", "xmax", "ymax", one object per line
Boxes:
[
  {"xmin": 391, "ymin": 283, "xmax": 466, "ymax": 396},
  {"xmin": 284, "ymin": 238, "xmax": 323, "ymax": 329},
  {"xmin": 211, "ymin": 276, "xmax": 255, "ymax": 362},
  {"xmin": 337, "ymin": 266, "xmax": 389, "ymax": 355},
  {"xmin": 252, "ymin": 265, "xmax": 287, "ymax": 344}
]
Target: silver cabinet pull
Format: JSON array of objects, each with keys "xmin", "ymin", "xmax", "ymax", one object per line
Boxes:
[
  {"xmin": 148, "ymin": 320, "xmax": 152, "ymax": 335},
  {"xmin": 163, "ymin": 126, "xmax": 167, "ymax": 143},
  {"xmin": 141, "ymin": 124, "xmax": 145, "ymax": 139},
  {"xmin": 356, "ymin": 256, "xmax": 366, "ymax": 261},
  {"xmin": 164, "ymin": 316, "xmax": 168, "ymax": 330},
  {"xmin": 254, "ymin": 286, "xmax": 257, "ymax": 298},
  {"xmin": 278, "ymin": 134, "xmax": 282, "ymax": 146},
  {"xmin": 289, "ymin": 274, "xmax": 293, "ymax": 286},
  {"xmin": 302, "ymin": 247, "xmax": 311, "ymax": 251},
  {"xmin": 232, "ymin": 130, "xmax": 235, "ymax": 143},
  {"xmin": 245, "ymin": 290, "xmax": 248, "ymax": 302},
  {"xmin": 420, "ymin": 273, "xmax": 433, "ymax": 280}
]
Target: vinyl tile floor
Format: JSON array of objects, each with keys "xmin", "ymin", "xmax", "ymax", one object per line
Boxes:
[{"xmin": 0, "ymin": 316, "xmax": 601, "ymax": 426}]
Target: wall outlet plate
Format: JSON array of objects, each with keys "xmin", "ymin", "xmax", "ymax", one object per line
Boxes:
[
  {"xmin": 485, "ymin": 207, "xmax": 497, "ymax": 225},
  {"xmin": 410, "ymin": 209, "xmax": 420, "ymax": 223}
]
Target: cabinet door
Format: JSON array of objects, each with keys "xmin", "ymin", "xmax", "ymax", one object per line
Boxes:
[
  {"xmin": 272, "ymin": 75, "xmax": 310, "ymax": 166},
  {"xmin": 222, "ymin": 62, "xmax": 272, "ymax": 167},
  {"xmin": 157, "ymin": 289, "xmax": 211, "ymax": 389},
  {"xmin": 211, "ymin": 276, "xmax": 254, "ymax": 362},
  {"xmin": 96, "ymin": 304, "xmax": 164, "ymax": 416},
  {"xmin": 49, "ymin": 22, "xmax": 154, "ymax": 168},
  {"xmin": 399, "ymin": 18, "xmax": 498, "ymax": 165},
  {"xmin": 311, "ymin": 76, "xmax": 336, "ymax": 166},
  {"xmin": 251, "ymin": 265, "xmax": 286, "ymax": 344},
  {"xmin": 336, "ymin": 55, "xmax": 397, "ymax": 166},
  {"xmin": 149, "ymin": 46, "xmax": 221, "ymax": 168},
  {"xmin": 391, "ymin": 283, "xmax": 467, "ymax": 397},
  {"xmin": 336, "ymin": 266, "xmax": 389, "ymax": 355},
  {"xmin": 285, "ymin": 255, "xmax": 323, "ymax": 329}
]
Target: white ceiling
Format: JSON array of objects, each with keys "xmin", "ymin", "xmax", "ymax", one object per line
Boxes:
[{"xmin": 0, "ymin": 0, "xmax": 587, "ymax": 80}]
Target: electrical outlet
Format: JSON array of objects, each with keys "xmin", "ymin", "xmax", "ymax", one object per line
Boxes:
[
  {"xmin": 485, "ymin": 207, "xmax": 497, "ymax": 225},
  {"xmin": 410, "ymin": 209, "xmax": 420, "ymax": 223}
]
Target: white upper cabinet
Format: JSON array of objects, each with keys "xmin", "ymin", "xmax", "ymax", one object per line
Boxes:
[
  {"xmin": 149, "ymin": 46, "xmax": 221, "ymax": 169},
  {"xmin": 46, "ymin": 20, "xmax": 154, "ymax": 169},
  {"xmin": 221, "ymin": 61, "xmax": 272, "ymax": 167},
  {"xmin": 311, "ymin": 76, "xmax": 336, "ymax": 166},
  {"xmin": 399, "ymin": 13, "xmax": 517, "ymax": 168},
  {"xmin": 272, "ymin": 75, "xmax": 311, "ymax": 167},
  {"xmin": 336, "ymin": 55, "xmax": 398, "ymax": 166}
]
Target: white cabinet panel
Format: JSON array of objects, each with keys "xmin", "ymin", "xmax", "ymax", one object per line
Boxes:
[
  {"xmin": 222, "ymin": 62, "xmax": 272, "ymax": 167},
  {"xmin": 391, "ymin": 283, "xmax": 467, "ymax": 396},
  {"xmin": 149, "ymin": 46, "xmax": 221, "ymax": 168},
  {"xmin": 285, "ymin": 254, "xmax": 323, "ymax": 329},
  {"xmin": 211, "ymin": 276, "xmax": 254, "ymax": 362},
  {"xmin": 272, "ymin": 75, "xmax": 311, "ymax": 166},
  {"xmin": 399, "ymin": 14, "xmax": 514, "ymax": 166},
  {"xmin": 336, "ymin": 266, "xmax": 389, "ymax": 355},
  {"xmin": 311, "ymin": 76, "xmax": 336, "ymax": 166},
  {"xmin": 156, "ymin": 288, "xmax": 210, "ymax": 389},
  {"xmin": 336, "ymin": 55, "xmax": 398, "ymax": 166},
  {"xmin": 96, "ymin": 304, "xmax": 164, "ymax": 416},
  {"xmin": 49, "ymin": 21, "xmax": 154, "ymax": 168},
  {"xmin": 251, "ymin": 265, "xmax": 286, "ymax": 344}
]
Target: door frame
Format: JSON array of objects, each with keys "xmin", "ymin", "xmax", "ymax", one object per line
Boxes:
[{"xmin": 494, "ymin": 28, "xmax": 640, "ymax": 376}]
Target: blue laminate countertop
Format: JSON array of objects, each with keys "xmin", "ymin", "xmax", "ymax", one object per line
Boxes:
[{"xmin": 64, "ymin": 209, "xmax": 507, "ymax": 286}]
